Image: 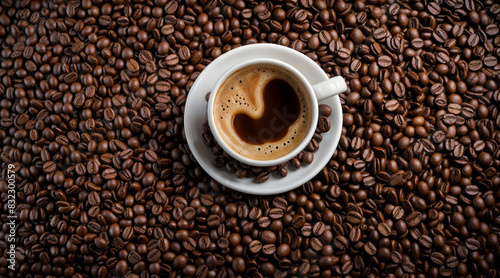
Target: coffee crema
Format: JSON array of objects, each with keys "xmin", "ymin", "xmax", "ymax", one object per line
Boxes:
[{"xmin": 213, "ymin": 65, "xmax": 312, "ymax": 161}]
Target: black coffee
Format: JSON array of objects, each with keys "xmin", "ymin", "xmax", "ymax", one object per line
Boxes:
[
  {"xmin": 213, "ymin": 64, "xmax": 312, "ymax": 161},
  {"xmin": 233, "ymin": 78, "xmax": 301, "ymax": 144}
]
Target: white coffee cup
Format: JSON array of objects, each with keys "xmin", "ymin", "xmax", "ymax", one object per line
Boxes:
[{"xmin": 207, "ymin": 58, "xmax": 347, "ymax": 167}]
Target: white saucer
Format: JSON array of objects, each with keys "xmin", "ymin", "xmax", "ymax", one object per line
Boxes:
[{"xmin": 184, "ymin": 44, "xmax": 342, "ymax": 195}]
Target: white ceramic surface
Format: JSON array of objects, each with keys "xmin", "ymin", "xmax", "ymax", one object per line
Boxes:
[
  {"xmin": 184, "ymin": 44, "xmax": 342, "ymax": 195},
  {"xmin": 207, "ymin": 58, "xmax": 320, "ymax": 167}
]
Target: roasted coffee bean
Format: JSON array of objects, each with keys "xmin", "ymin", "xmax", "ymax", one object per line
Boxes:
[
  {"xmin": 319, "ymin": 104, "xmax": 332, "ymax": 116},
  {"xmin": 402, "ymin": 262, "xmax": 416, "ymax": 273},
  {"xmin": 126, "ymin": 59, "xmax": 140, "ymax": 73},
  {"xmin": 333, "ymin": 236, "xmax": 349, "ymax": 251},
  {"xmin": 373, "ymin": 28, "xmax": 387, "ymax": 40},
  {"xmin": 430, "ymin": 252, "xmax": 446, "ymax": 265},
  {"xmin": 391, "ymin": 251, "xmax": 402, "ymax": 263},
  {"xmin": 407, "ymin": 211, "xmax": 422, "ymax": 227},
  {"xmin": 346, "ymin": 211, "xmax": 363, "ymax": 224},
  {"xmin": 302, "ymin": 151, "xmax": 314, "ymax": 165},
  {"xmin": 43, "ymin": 161, "xmax": 56, "ymax": 173},
  {"xmin": 419, "ymin": 235, "xmax": 433, "ymax": 249},
  {"xmin": 291, "ymin": 215, "xmax": 306, "ymax": 228},
  {"xmin": 196, "ymin": 265, "xmax": 208, "ymax": 278},
  {"xmin": 378, "ymin": 55, "xmax": 392, "ymax": 67},
  {"xmin": 318, "ymin": 116, "xmax": 331, "ymax": 133},
  {"xmin": 313, "ymin": 222, "xmax": 326, "ymax": 236},
  {"xmin": 262, "ymin": 244, "xmax": 276, "ymax": 255},
  {"xmin": 102, "ymin": 168, "xmax": 117, "ymax": 179},
  {"xmin": 446, "ymin": 256, "xmax": 459, "ymax": 268},
  {"xmin": 256, "ymin": 171, "xmax": 271, "ymax": 183},
  {"xmin": 94, "ymin": 237, "xmax": 109, "ymax": 250},
  {"xmin": 364, "ymin": 241, "xmax": 377, "ymax": 256},
  {"xmin": 87, "ymin": 192, "xmax": 100, "ymax": 206},
  {"xmin": 249, "ymin": 240, "xmax": 263, "ymax": 253},
  {"xmin": 377, "ymin": 222, "xmax": 391, "ymax": 237},
  {"xmin": 147, "ymin": 249, "xmax": 161, "ymax": 262},
  {"xmin": 183, "ymin": 237, "xmax": 197, "ymax": 252},
  {"xmin": 269, "ymin": 208, "xmax": 284, "ymax": 219}
]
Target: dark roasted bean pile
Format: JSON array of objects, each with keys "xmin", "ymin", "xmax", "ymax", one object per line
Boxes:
[{"xmin": 1, "ymin": 0, "xmax": 500, "ymax": 278}]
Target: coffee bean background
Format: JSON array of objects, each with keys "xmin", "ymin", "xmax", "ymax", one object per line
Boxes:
[{"xmin": 0, "ymin": 0, "xmax": 500, "ymax": 278}]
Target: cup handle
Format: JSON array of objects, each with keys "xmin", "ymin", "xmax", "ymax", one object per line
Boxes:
[{"xmin": 312, "ymin": 76, "xmax": 348, "ymax": 101}]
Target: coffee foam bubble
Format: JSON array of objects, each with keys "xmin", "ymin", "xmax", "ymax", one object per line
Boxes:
[{"xmin": 213, "ymin": 65, "xmax": 312, "ymax": 161}]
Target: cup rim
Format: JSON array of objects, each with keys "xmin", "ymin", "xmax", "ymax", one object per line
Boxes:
[{"xmin": 207, "ymin": 58, "xmax": 319, "ymax": 167}]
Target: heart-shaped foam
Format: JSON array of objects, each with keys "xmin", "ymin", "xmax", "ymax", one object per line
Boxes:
[
  {"xmin": 233, "ymin": 78, "xmax": 300, "ymax": 144},
  {"xmin": 212, "ymin": 65, "xmax": 312, "ymax": 160}
]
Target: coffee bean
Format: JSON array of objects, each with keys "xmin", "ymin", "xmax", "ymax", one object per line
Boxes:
[
  {"xmin": 94, "ymin": 237, "xmax": 109, "ymax": 250},
  {"xmin": 249, "ymin": 240, "xmax": 263, "ymax": 253},
  {"xmin": 256, "ymin": 171, "xmax": 270, "ymax": 183},
  {"xmin": 440, "ymin": 268, "xmax": 453, "ymax": 277},
  {"xmin": 338, "ymin": 48, "xmax": 351, "ymax": 59},
  {"xmin": 428, "ymin": 2, "xmax": 442, "ymax": 14},
  {"xmin": 126, "ymin": 59, "xmax": 140, "ymax": 73},
  {"xmin": 318, "ymin": 116, "xmax": 331, "ymax": 132},
  {"xmin": 155, "ymin": 81, "xmax": 171, "ymax": 93},
  {"xmin": 144, "ymin": 149, "xmax": 158, "ymax": 162},
  {"xmin": 433, "ymin": 28, "xmax": 448, "ymax": 43},
  {"xmin": 378, "ymin": 55, "xmax": 392, "ymax": 67},
  {"xmin": 262, "ymin": 244, "xmax": 276, "ymax": 255},
  {"xmin": 276, "ymin": 244, "xmax": 291, "ymax": 257},
  {"xmin": 269, "ymin": 208, "xmax": 284, "ymax": 219},
  {"xmin": 313, "ymin": 222, "xmax": 326, "ymax": 236},
  {"xmin": 195, "ymin": 235, "xmax": 210, "ymax": 251},
  {"xmin": 251, "ymin": 5, "xmax": 270, "ymax": 22},
  {"xmin": 418, "ymin": 235, "xmax": 433, "ymax": 249},
  {"xmin": 393, "ymin": 82, "xmax": 406, "ymax": 98},
  {"xmin": 377, "ymin": 222, "xmax": 391, "ymax": 237},
  {"xmin": 257, "ymin": 216, "xmax": 271, "ymax": 229},
  {"xmin": 291, "ymin": 215, "xmax": 306, "ymax": 228},
  {"xmin": 115, "ymin": 260, "xmax": 128, "ymax": 275},
  {"xmin": 373, "ymin": 28, "xmax": 387, "ymax": 40},
  {"xmin": 319, "ymin": 104, "xmax": 332, "ymax": 117},
  {"xmin": 178, "ymin": 45, "xmax": 191, "ymax": 61},
  {"xmin": 87, "ymin": 192, "xmax": 100, "ymax": 207},
  {"xmin": 402, "ymin": 262, "xmax": 416, "ymax": 273},
  {"xmin": 102, "ymin": 168, "xmax": 117, "ymax": 179},
  {"xmin": 43, "ymin": 161, "xmax": 56, "ymax": 173},
  {"xmin": 465, "ymin": 238, "xmax": 480, "ymax": 250},
  {"xmin": 407, "ymin": 211, "xmax": 422, "ymax": 227},
  {"xmin": 384, "ymin": 100, "xmax": 399, "ymax": 112},
  {"xmin": 217, "ymin": 238, "xmax": 229, "ymax": 249},
  {"xmin": 446, "ymin": 256, "xmax": 459, "ymax": 268},
  {"xmin": 392, "ymin": 206, "xmax": 405, "ymax": 220},
  {"xmin": 346, "ymin": 211, "xmax": 363, "ymax": 225},
  {"xmin": 429, "ymin": 252, "xmax": 447, "ymax": 267},
  {"xmin": 391, "ymin": 251, "xmax": 402, "ymax": 263},
  {"xmin": 147, "ymin": 249, "xmax": 161, "ymax": 262},
  {"xmin": 183, "ymin": 237, "xmax": 197, "ymax": 252},
  {"xmin": 302, "ymin": 151, "xmax": 314, "ymax": 165},
  {"xmin": 364, "ymin": 242, "xmax": 377, "ymax": 256},
  {"xmin": 196, "ymin": 265, "xmax": 208, "ymax": 278},
  {"xmin": 333, "ymin": 236, "xmax": 349, "ymax": 251},
  {"xmin": 207, "ymin": 214, "xmax": 221, "ymax": 227},
  {"xmin": 349, "ymin": 226, "xmax": 361, "ymax": 242}
]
